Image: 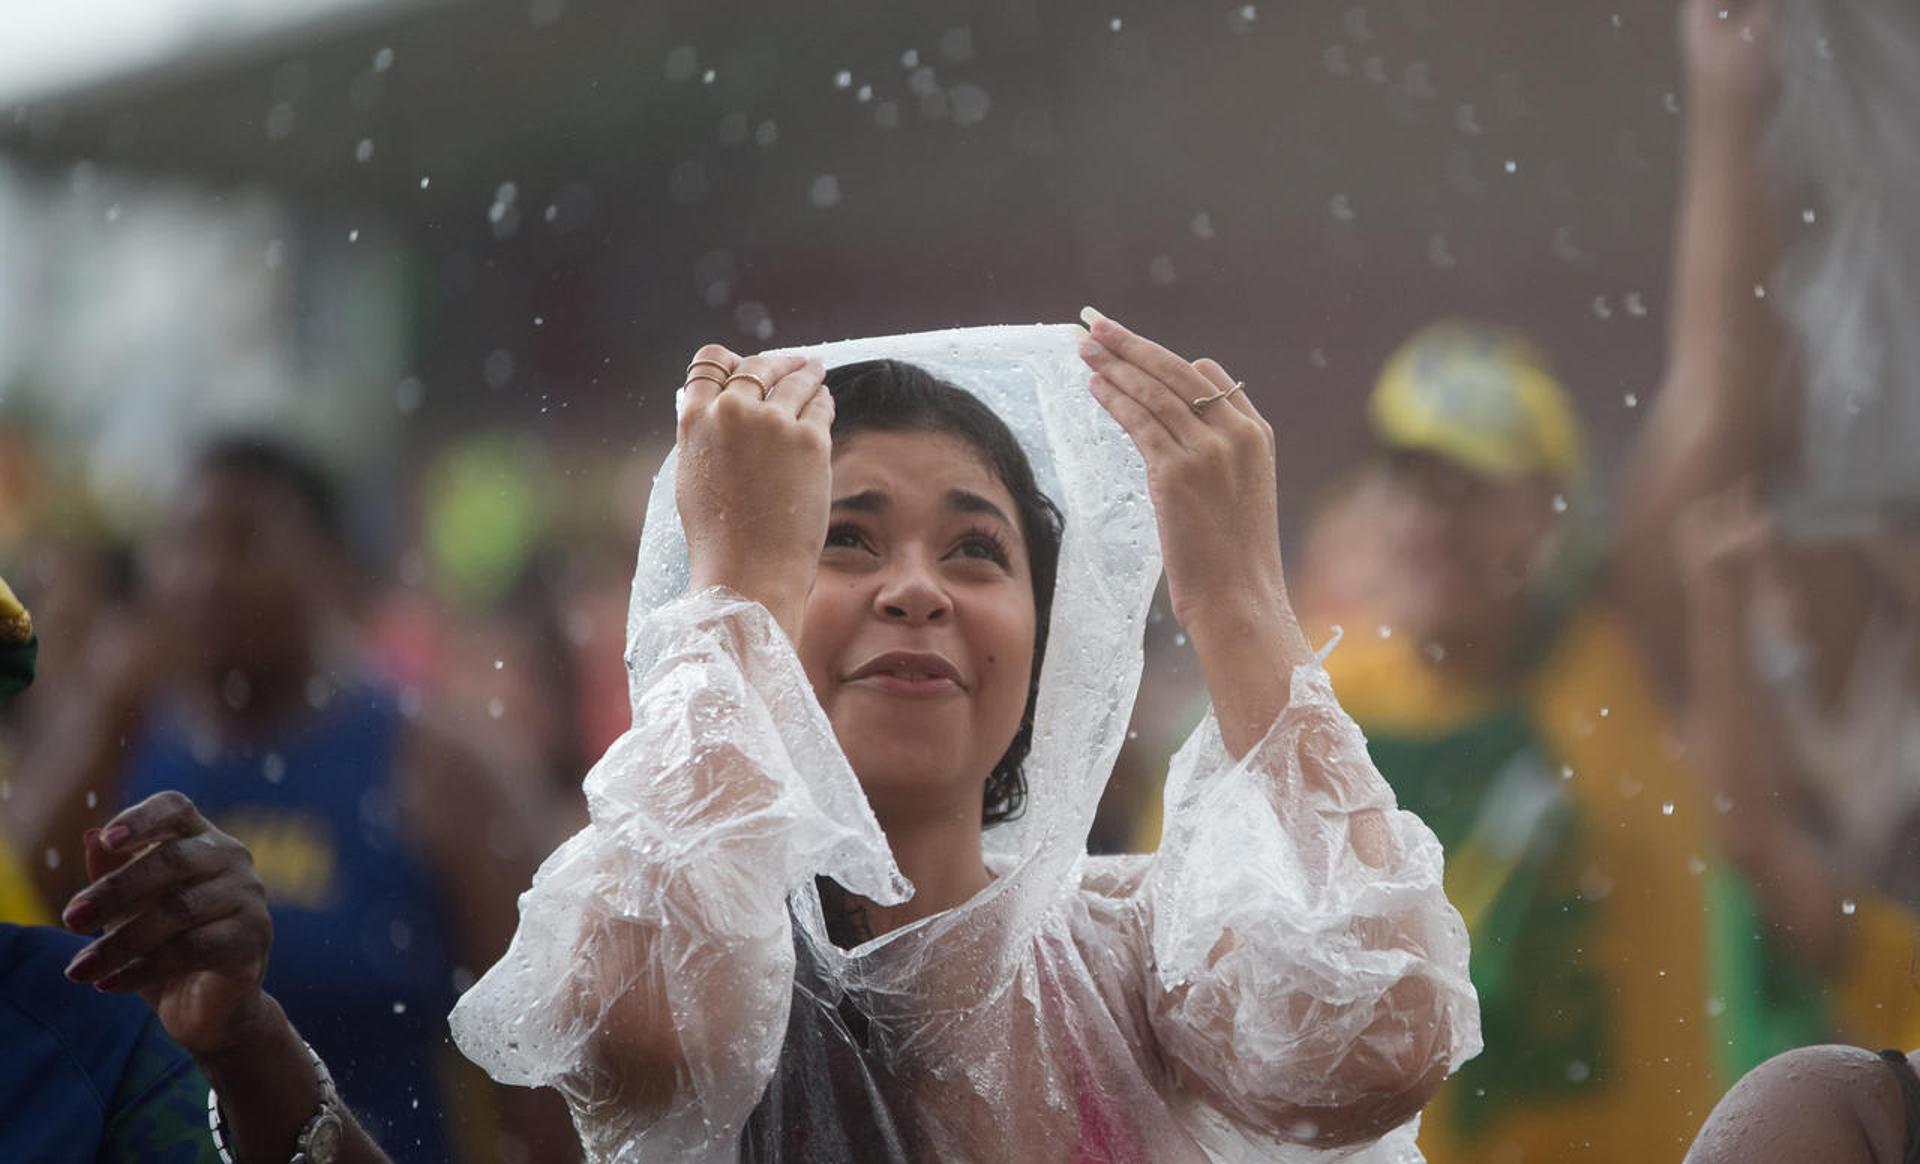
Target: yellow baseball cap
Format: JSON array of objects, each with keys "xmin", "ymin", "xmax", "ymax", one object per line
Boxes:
[{"xmin": 1369, "ymin": 320, "xmax": 1586, "ymax": 486}]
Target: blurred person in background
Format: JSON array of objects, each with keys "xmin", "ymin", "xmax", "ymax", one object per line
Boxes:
[
  {"xmin": 1645, "ymin": 0, "xmax": 1920, "ymax": 1086},
  {"xmin": 0, "ymin": 571, "xmax": 46, "ymax": 923},
  {"xmin": 1295, "ymin": 3, "xmax": 1920, "ymax": 1158},
  {"xmin": 1298, "ymin": 317, "xmax": 1736, "ymax": 1163},
  {"xmin": 11, "ymin": 435, "xmax": 579, "ymax": 1163},
  {"xmin": 1683, "ymin": 1043, "xmax": 1920, "ymax": 1164},
  {"xmin": 9, "ymin": 791, "xmax": 394, "ymax": 1164},
  {"xmin": 1, "ymin": 553, "xmax": 391, "ymax": 1161}
]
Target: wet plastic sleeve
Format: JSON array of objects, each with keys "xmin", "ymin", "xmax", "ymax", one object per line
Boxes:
[
  {"xmin": 447, "ymin": 589, "xmax": 906, "ymax": 1163},
  {"xmin": 1140, "ymin": 662, "xmax": 1481, "ymax": 1153}
]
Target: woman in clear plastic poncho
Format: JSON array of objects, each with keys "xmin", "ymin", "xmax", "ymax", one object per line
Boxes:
[{"xmin": 450, "ymin": 317, "xmax": 1481, "ymax": 1162}]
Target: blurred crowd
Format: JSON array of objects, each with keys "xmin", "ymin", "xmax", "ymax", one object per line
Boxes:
[{"xmin": 3, "ymin": 1, "xmax": 1918, "ymax": 1162}]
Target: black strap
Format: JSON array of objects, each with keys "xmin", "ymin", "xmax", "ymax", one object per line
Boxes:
[{"xmin": 1878, "ymin": 1049, "xmax": 1920, "ymax": 1164}]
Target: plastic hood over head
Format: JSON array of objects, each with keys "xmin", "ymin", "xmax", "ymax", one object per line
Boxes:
[{"xmin": 450, "ymin": 324, "xmax": 1480, "ymax": 1163}]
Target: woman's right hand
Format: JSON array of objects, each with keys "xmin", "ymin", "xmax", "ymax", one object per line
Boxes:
[{"xmin": 674, "ymin": 344, "xmax": 833, "ymax": 641}]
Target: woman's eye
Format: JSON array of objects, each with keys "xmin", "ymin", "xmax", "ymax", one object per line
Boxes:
[
  {"xmin": 955, "ymin": 534, "xmax": 1010, "ymax": 567},
  {"xmin": 823, "ymin": 525, "xmax": 868, "ymax": 551}
]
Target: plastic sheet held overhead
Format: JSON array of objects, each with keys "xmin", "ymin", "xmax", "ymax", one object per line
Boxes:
[
  {"xmin": 449, "ymin": 324, "xmax": 1480, "ymax": 1162},
  {"xmin": 1771, "ymin": 0, "xmax": 1920, "ymax": 522}
]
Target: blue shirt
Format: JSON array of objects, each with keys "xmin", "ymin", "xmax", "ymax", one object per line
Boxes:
[{"xmin": 0, "ymin": 923, "xmax": 217, "ymax": 1164}]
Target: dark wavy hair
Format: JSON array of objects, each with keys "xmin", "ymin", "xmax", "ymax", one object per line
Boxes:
[{"xmin": 824, "ymin": 359, "xmax": 1063, "ymax": 827}]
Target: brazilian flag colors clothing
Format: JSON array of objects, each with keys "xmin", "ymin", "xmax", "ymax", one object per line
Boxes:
[{"xmin": 1326, "ymin": 606, "xmax": 1920, "ymax": 1163}]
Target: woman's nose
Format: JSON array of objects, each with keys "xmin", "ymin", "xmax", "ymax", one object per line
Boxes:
[{"xmin": 874, "ymin": 558, "xmax": 950, "ymax": 623}]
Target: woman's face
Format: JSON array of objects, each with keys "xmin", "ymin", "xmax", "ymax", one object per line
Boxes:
[{"xmin": 798, "ymin": 430, "xmax": 1038, "ymax": 824}]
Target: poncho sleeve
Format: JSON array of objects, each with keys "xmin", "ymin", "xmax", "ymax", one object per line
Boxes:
[
  {"xmin": 447, "ymin": 588, "xmax": 907, "ymax": 1163},
  {"xmin": 1135, "ymin": 660, "xmax": 1481, "ymax": 1155}
]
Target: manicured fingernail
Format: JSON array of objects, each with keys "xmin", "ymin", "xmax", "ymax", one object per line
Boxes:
[
  {"xmin": 65, "ymin": 948, "xmax": 100, "ymax": 982},
  {"xmin": 62, "ymin": 897, "xmax": 97, "ymax": 931},
  {"xmin": 101, "ymin": 825, "xmax": 132, "ymax": 851},
  {"xmin": 1079, "ymin": 305, "xmax": 1107, "ymax": 328}
]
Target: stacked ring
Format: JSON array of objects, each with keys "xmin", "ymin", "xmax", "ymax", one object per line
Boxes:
[
  {"xmin": 726, "ymin": 372, "xmax": 772, "ymax": 401},
  {"xmin": 685, "ymin": 358, "xmax": 729, "ymax": 389},
  {"xmin": 1189, "ymin": 381, "xmax": 1246, "ymax": 415}
]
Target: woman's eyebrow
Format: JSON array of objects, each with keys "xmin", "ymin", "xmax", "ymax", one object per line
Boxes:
[
  {"xmin": 831, "ymin": 490, "xmax": 889, "ymax": 513},
  {"xmin": 946, "ymin": 490, "xmax": 1013, "ymax": 526}
]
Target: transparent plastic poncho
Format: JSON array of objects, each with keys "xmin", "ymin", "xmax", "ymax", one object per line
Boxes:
[{"xmin": 449, "ymin": 325, "xmax": 1480, "ymax": 1163}]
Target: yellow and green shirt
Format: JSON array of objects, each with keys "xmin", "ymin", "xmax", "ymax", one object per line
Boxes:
[{"xmin": 1324, "ymin": 606, "xmax": 1920, "ymax": 1163}]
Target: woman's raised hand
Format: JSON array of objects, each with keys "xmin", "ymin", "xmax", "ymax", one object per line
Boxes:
[
  {"xmin": 1077, "ymin": 310, "xmax": 1290, "ymax": 635},
  {"xmin": 675, "ymin": 344, "xmax": 834, "ymax": 641},
  {"xmin": 1079, "ymin": 309, "xmax": 1315, "ymax": 760}
]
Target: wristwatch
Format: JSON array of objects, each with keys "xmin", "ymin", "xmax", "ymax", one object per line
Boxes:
[{"xmin": 207, "ymin": 1039, "xmax": 345, "ymax": 1164}]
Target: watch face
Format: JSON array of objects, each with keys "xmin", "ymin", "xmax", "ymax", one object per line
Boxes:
[{"xmin": 301, "ymin": 1111, "xmax": 345, "ymax": 1164}]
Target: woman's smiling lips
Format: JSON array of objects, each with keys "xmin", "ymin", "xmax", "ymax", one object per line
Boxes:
[{"xmin": 845, "ymin": 650, "xmax": 966, "ymax": 696}]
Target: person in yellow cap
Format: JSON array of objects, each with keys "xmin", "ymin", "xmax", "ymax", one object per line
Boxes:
[
  {"xmin": 1301, "ymin": 50, "xmax": 1920, "ymax": 1136},
  {"xmin": 0, "ymin": 573, "xmax": 49, "ymax": 925},
  {"xmin": 1303, "ymin": 316, "xmax": 1738, "ymax": 1163}
]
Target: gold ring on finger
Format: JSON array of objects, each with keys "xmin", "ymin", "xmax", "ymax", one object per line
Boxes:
[
  {"xmin": 683, "ymin": 374, "xmax": 725, "ymax": 391},
  {"xmin": 686, "ymin": 359, "xmax": 731, "ymax": 378},
  {"xmin": 726, "ymin": 372, "xmax": 772, "ymax": 401},
  {"xmin": 1190, "ymin": 381, "xmax": 1246, "ymax": 416}
]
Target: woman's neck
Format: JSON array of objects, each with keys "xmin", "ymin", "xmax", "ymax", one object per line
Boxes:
[{"xmin": 854, "ymin": 804, "xmax": 992, "ymax": 940}]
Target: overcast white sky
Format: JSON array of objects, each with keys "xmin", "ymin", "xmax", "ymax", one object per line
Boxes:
[{"xmin": 0, "ymin": 0, "xmax": 419, "ymax": 108}]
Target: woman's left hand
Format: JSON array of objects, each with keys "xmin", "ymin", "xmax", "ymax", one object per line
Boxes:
[{"xmin": 1077, "ymin": 308, "xmax": 1291, "ymax": 640}]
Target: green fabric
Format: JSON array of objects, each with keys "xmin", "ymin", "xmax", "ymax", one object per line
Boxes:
[
  {"xmin": 100, "ymin": 1014, "xmax": 223, "ymax": 1164},
  {"xmin": 0, "ymin": 633, "xmax": 35, "ymax": 701},
  {"xmin": 1366, "ymin": 712, "xmax": 1605, "ymax": 1136},
  {"xmin": 1705, "ymin": 864, "xmax": 1833, "ymax": 1083}
]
